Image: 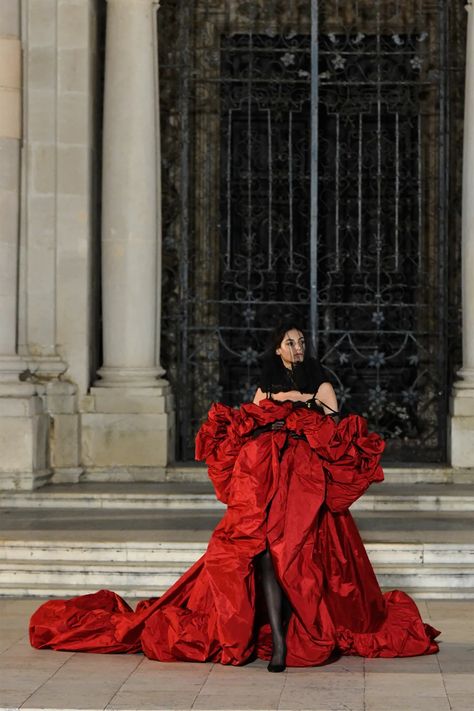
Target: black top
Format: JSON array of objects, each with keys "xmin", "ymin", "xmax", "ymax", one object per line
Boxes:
[{"xmin": 258, "ymin": 356, "xmax": 328, "ymax": 396}]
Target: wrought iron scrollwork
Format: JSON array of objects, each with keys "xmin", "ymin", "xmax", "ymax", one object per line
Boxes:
[{"xmin": 159, "ymin": 0, "xmax": 463, "ymax": 462}]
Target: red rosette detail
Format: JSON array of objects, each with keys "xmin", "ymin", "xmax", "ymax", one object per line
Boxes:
[
  {"xmin": 195, "ymin": 403, "xmax": 243, "ymax": 504},
  {"xmin": 195, "ymin": 402, "xmax": 236, "ymax": 461},
  {"xmin": 304, "ymin": 414, "xmax": 385, "ymax": 512}
]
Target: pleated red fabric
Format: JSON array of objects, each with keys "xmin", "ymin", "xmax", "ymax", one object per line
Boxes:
[{"xmin": 29, "ymin": 399, "xmax": 440, "ymax": 666}]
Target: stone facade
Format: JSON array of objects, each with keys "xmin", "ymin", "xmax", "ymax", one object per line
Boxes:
[
  {"xmin": 0, "ymin": 0, "xmax": 173, "ymax": 490},
  {"xmin": 0, "ymin": 0, "xmax": 472, "ymax": 489}
]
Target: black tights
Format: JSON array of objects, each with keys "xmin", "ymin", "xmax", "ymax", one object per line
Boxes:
[{"xmin": 258, "ymin": 548, "xmax": 290, "ymax": 665}]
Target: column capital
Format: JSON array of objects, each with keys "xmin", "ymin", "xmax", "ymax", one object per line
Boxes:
[{"xmin": 466, "ymin": 1, "xmax": 473, "ymax": 11}]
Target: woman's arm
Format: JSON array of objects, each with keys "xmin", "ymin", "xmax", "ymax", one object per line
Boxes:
[
  {"xmin": 253, "ymin": 387, "xmax": 266, "ymax": 405},
  {"xmin": 315, "ymin": 381, "xmax": 338, "ymax": 415}
]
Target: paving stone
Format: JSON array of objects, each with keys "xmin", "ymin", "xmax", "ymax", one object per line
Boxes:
[
  {"xmin": 0, "ymin": 598, "xmax": 472, "ymax": 711},
  {"xmin": 278, "ymin": 685, "xmax": 364, "ymax": 710},
  {"xmin": 193, "ymin": 693, "xmax": 283, "ymax": 710},
  {"xmin": 365, "ymin": 672, "xmax": 447, "ymax": 696},
  {"xmin": 108, "ymin": 689, "xmax": 200, "ymax": 711},
  {"xmin": 365, "ymin": 695, "xmax": 450, "ymax": 711},
  {"xmin": 441, "ymin": 672, "xmax": 474, "ymax": 696},
  {"xmin": 448, "ymin": 693, "xmax": 474, "ymax": 711}
]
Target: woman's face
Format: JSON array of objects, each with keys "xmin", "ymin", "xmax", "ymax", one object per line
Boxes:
[{"xmin": 276, "ymin": 329, "xmax": 305, "ymax": 368}]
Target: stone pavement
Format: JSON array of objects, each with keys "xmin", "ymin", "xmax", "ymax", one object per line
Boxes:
[{"xmin": 0, "ymin": 598, "xmax": 473, "ymax": 711}]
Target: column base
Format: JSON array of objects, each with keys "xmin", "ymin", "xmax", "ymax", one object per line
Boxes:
[
  {"xmin": 45, "ymin": 382, "xmax": 84, "ymax": 484},
  {"xmin": 81, "ymin": 382, "xmax": 175, "ymax": 472},
  {"xmin": 94, "ymin": 366, "xmax": 164, "ymax": 388},
  {"xmin": 449, "ymin": 371, "xmax": 474, "ymax": 467},
  {"xmin": 80, "ymin": 466, "xmax": 167, "ymax": 484},
  {"xmin": 0, "ymin": 387, "xmax": 51, "ymax": 490},
  {"xmin": 51, "ymin": 468, "xmax": 84, "ymax": 485}
]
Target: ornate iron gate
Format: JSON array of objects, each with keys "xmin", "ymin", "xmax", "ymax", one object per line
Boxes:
[{"xmin": 159, "ymin": 0, "xmax": 460, "ymax": 462}]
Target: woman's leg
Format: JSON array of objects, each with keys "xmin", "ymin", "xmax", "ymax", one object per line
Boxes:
[{"xmin": 258, "ymin": 548, "xmax": 287, "ymax": 671}]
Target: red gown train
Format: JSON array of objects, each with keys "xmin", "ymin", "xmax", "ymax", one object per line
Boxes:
[{"xmin": 29, "ymin": 399, "xmax": 440, "ymax": 666}]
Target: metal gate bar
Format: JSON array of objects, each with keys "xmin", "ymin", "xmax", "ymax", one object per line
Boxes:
[{"xmin": 158, "ymin": 0, "xmax": 455, "ymax": 463}]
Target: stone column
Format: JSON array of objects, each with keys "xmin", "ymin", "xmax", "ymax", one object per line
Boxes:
[
  {"xmin": 450, "ymin": 0, "xmax": 474, "ymax": 467},
  {"xmin": 0, "ymin": 0, "xmax": 23, "ymax": 376},
  {"xmin": 0, "ymin": 1, "xmax": 49, "ymax": 489},
  {"xmin": 83, "ymin": 0, "xmax": 174, "ymax": 479}
]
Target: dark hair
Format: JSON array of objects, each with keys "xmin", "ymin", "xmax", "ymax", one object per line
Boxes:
[
  {"xmin": 263, "ymin": 321, "xmax": 306, "ymax": 355},
  {"xmin": 259, "ymin": 321, "xmax": 324, "ymax": 393}
]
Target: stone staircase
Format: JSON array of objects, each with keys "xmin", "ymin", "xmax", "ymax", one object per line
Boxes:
[{"xmin": 0, "ymin": 466, "xmax": 473, "ymax": 599}]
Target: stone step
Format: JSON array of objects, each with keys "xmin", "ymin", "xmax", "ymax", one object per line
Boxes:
[
  {"xmin": 3, "ymin": 581, "xmax": 474, "ymax": 600},
  {"xmin": 0, "ymin": 560, "xmax": 186, "ymax": 588},
  {"xmin": 163, "ymin": 464, "xmax": 474, "ymax": 485},
  {"xmin": 1, "ymin": 539, "xmax": 473, "ymax": 565},
  {"xmin": 1, "ymin": 508, "xmax": 472, "ymax": 596},
  {"xmin": 3, "ymin": 481, "xmax": 474, "ymax": 511},
  {"xmin": 0, "ymin": 558, "xmax": 473, "ymax": 594}
]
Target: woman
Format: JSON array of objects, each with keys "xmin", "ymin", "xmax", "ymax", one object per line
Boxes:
[
  {"xmin": 251, "ymin": 323, "xmax": 341, "ymax": 671},
  {"xmin": 29, "ymin": 322, "xmax": 440, "ymax": 671}
]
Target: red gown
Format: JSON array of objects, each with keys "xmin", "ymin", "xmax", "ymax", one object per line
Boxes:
[{"xmin": 29, "ymin": 399, "xmax": 440, "ymax": 666}]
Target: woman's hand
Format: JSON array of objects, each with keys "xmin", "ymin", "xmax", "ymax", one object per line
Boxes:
[{"xmin": 271, "ymin": 419, "xmax": 285, "ymax": 430}]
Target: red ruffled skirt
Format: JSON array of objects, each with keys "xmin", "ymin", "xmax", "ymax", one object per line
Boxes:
[{"xmin": 29, "ymin": 399, "xmax": 440, "ymax": 666}]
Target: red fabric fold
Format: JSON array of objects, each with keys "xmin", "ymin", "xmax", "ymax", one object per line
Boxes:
[{"xmin": 29, "ymin": 398, "xmax": 440, "ymax": 666}]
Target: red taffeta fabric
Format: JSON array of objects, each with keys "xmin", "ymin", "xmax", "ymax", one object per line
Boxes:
[{"xmin": 29, "ymin": 399, "xmax": 440, "ymax": 666}]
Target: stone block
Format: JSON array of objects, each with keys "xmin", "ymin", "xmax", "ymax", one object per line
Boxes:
[
  {"xmin": 81, "ymin": 412, "xmax": 172, "ymax": 467},
  {"xmin": 0, "ymin": 245, "xmax": 17, "ymax": 319},
  {"xmin": 81, "ymin": 466, "xmax": 166, "ymax": 483},
  {"xmin": 45, "ymin": 381, "xmax": 77, "ymax": 414},
  {"xmin": 0, "ymin": 468, "xmax": 51, "ymax": 491},
  {"xmin": 0, "ymin": 0, "xmax": 20, "ymax": 35},
  {"xmin": 0, "ymin": 416, "xmax": 34, "ymax": 470},
  {"xmin": 58, "ymin": 1, "xmax": 90, "ymax": 50},
  {"xmin": 89, "ymin": 386, "xmax": 170, "ymax": 414},
  {"xmin": 27, "ymin": 194, "xmax": 55, "ymax": 235},
  {"xmin": 30, "ymin": 143, "xmax": 55, "ymax": 194},
  {"xmin": 0, "ymin": 137, "xmax": 19, "ymax": 189},
  {"xmin": 57, "ymin": 145, "xmax": 88, "ymax": 195},
  {"xmin": 0, "ymin": 190, "xmax": 19, "ymax": 241},
  {"xmin": 51, "ymin": 467, "xmax": 83, "ymax": 484},
  {"xmin": 58, "ymin": 48, "xmax": 89, "ymax": 93},
  {"xmin": 450, "ymin": 416, "xmax": 474, "ymax": 467},
  {"xmin": 27, "ymin": 90, "xmax": 55, "ymax": 142},
  {"xmin": 0, "ymin": 396, "xmax": 43, "ymax": 417},
  {"xmin": 0, "ymin": 37, "xmax": 20, "ymax": 87},
  {"xmin": 27, "ymin": 47, "xmax": 55, "ymax": 90},
  {"xmin": 450, "ymin": 390, "xmax": 474, "ymax": 417},
  {"xmin": 0, "ymin": 88, "xmax": 21, "ymax": 139},
  {"xmin": 50, "ymin": 413, "xmax": 80, "ymax": 469},
  {"xmin": 80, "ymin": 395, "xmax": 95, "ymax": 413},
  {"xmin": 0, "ymin": 402, "xmax": 51, "ymax": 490},
  {"xmin": 58, "ymin": 93, "xmax": 89, "ymax": 145},
  {"xmin": 26, "ymin": 248, "xmax": 56, "ymax": 354},
  {"xmin": 28, "ymin": 0, "xmax": 56, "ymax": 48},
  {"xmin": 56, "ymin": 193, "xmax": 89, "ymax": 235}
]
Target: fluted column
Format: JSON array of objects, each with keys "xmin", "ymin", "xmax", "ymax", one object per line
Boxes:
[
  {"xmin": 85, "ymin": 0, "xmax": 174, "ymax": 475},
  {"xmin": 450, "ymin": 0, "xmax": 474, "ymax": 466},
  {"xmin": 96, "ymin": 0, "xmax": 164, "ymax": 387}
]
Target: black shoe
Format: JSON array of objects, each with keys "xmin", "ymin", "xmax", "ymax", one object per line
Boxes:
[
  {"xmin": 267, "ymin": 643, "xmax": 286, "ymax": 672},
  {"xmin": 267, "ymin": 660, "xmax": 286, "ymax": 673}
]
